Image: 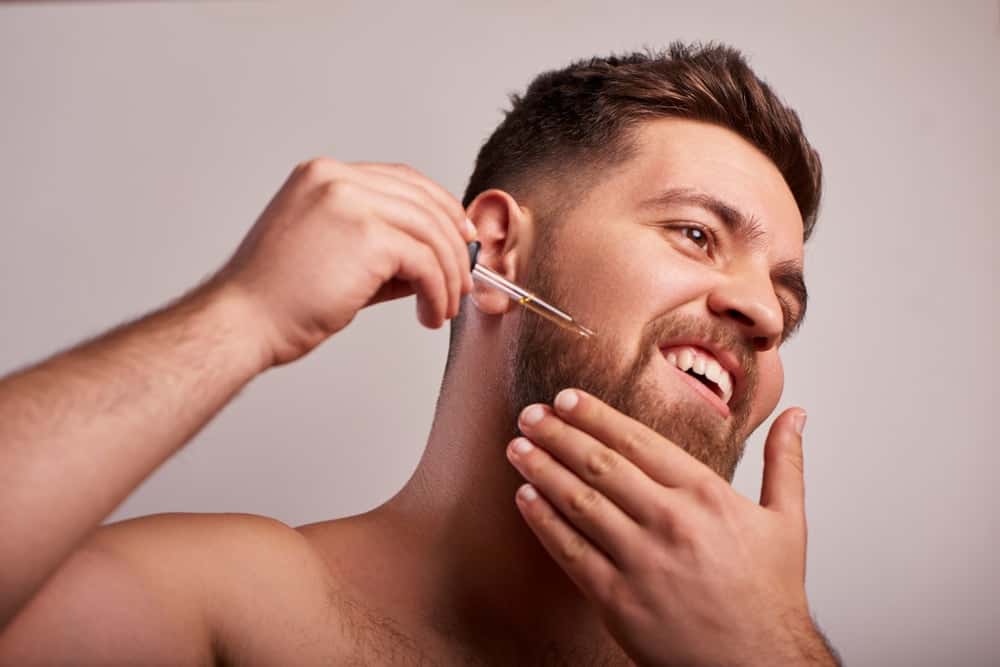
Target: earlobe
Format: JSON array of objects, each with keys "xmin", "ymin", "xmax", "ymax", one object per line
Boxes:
[{"xmin": 465, "ymin": 189, "xmax": 530, "ymax": 316}]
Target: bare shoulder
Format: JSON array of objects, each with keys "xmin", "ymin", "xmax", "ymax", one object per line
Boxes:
[{"xmin": 0, "ymin": 512, "xmax": 345, "ymax": 665}]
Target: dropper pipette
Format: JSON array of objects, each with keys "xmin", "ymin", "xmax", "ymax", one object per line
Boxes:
[{"xmin": 467, "ymin": 241, "xmax": 595, "ymax": 339}]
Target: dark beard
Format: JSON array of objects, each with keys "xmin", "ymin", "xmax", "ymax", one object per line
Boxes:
[{"xmin": 508, "ymin": 261, "xmax": 758, "ymax": 483}]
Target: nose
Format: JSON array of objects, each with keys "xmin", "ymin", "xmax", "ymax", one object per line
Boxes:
[{"xmin": 707, "ymin": 264, "xmax": 784, "ymax": 351}]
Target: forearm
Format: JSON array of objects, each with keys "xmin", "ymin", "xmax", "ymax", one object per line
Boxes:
[
  {"xmin": 762, "ymin": 616, "xmax": 842, "ymax": 667},
  {"xmin": 794, "ymin": 621, "xmax": 842, "ymax": 667},
  {"xmin": 0, "ymin": 281, "xmax": 270, "ymax": 626}
]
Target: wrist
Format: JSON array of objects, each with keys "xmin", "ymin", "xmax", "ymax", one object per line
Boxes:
[{"xmin": 180, "ymin": 279, "xmax": 277, "ymax": 377}]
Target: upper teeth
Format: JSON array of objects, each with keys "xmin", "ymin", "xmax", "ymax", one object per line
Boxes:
[{"xmin": 663, "ymin": 346, "xmax": 734, "ymax": 405}]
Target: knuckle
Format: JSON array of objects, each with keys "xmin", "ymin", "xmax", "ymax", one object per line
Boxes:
[
  {"xmin": 615, "ymin": 431, "xmax": 646, "ymax": 461},
  {"xmin": 318, "ymin": 178, "xmax": 352, "ymax": 204},
  {"xmin": 650, "ymin": 495, "xmax": 675, "ymax": 528},
  {"xmin": 567, "ymin": 487, "xmax": 601, "ymax": 516},
  {"xmin": 557, "ymin": 531, "xmax": 589, "ymax": 564},
  {"xmin": 584, "ymin": 448, "xmax": 618, "ymax": 480},
  {"xmin": 692, "ymin": 475, "xmax": 726, "ymax": 508},
  {"xmin": 648, "ymin": 496, "xmax": 675, "ymax": 529},
  {"xmin": 292, "ymin": 158, "xmax": 314, "ymax": 177},
  {"xmin": 297, "ymin": 157, "xmax": 336, "ymax": 181}
]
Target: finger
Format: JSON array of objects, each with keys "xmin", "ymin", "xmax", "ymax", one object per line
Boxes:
[
  {"xmin": 387, "ymin": 192, "xmax": 463, "ymax": 318},
  {"xmin": 759, "ymin": 408, "xmax": 807, "ymax": 518},
  {"xmin": 360, "ymin": 187, "xmax": 464, "ymax": 319},
  {"xmin": 354, "ymin": 164, "xmax": 474, "ymax": 294},
  {"xmin": 357, "ymin": 162, "xmax": 475, "ymax": 241},
  {"xmin": 305, "ymin": 166, "xmax": 467, "ymax": 315},
  {"xmin": 517, "ymin": 403, "xmax": 666, "ymax": 527},
  {"xmin": 356, "ymin": 162, "xmax": 476, "ymax": 293},
  {"xmin": 507, "ymin": 435, "xmax": 641, "ymax": 566},
  {"xmin": 551, "ymin": 388, "xmax": 712, "ymax": 489},
  {"xmin": 514, "ymin": 483, "xmax": 619, "ymax": 602},
  {"xmin": 377, "ymin": 224, "xmax": 449, "ymax": 328}
]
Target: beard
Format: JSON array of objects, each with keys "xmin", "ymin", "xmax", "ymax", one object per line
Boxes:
[{"xmin": 508, "ymin": 255, "xmax": 759, "ymax": 483}]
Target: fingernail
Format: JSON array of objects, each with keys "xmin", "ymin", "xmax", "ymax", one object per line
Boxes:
[
  {"xmin": 520, "ymin": 405, "xmax": 545, "ymax": 426},
  {"xmin": 794, "ymin": 411, "xmax": 808, "ymax": 435},
  {"xmin": 554, "ymin": 389, "xmax": 578, "ymax": 412},
  {"xmin": 518, "ymin": 484, "xmax": 538, "ymax": 502},
  {"xmin": 464, "ymin": 218, "xmax": 477, "ymax": 240},
  {"xmin": 511, "ymin": 438, "xmax": 534, "ymax": 455}
]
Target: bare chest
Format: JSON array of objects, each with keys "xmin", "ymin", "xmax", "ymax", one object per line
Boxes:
[{"xmin": 223, "ymin": 599, "xmax": 632, "ymax": 667}]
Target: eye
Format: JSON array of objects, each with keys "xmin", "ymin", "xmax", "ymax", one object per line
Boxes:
[
  {"xmin": 665, "ymin": 223, "xmax": 714, "ymax": 254},
  {"xmin": 777, "ymin": 295, "xmax": 803, "ymax": 343},
  {"xmin": 681, "ymin": 226, "xmax": 710, "ymax": 249}
]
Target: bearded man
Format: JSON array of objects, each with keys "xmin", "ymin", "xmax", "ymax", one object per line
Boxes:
[{"xmin": 0, "ymin": 44, "xmax": 839, "ymax": 665}]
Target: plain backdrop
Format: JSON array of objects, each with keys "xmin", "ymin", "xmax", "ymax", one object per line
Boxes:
[{"xmin": 1, "ymin": 1, "xmax": 997, "ymax": 665}]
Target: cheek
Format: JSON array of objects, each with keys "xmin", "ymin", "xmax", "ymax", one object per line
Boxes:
[
  {"xmin": 750, "ymin": 352, "xmax": 784, "ymax": 426},
  {"xmin": 568, "ymin": 241, "xmax": 709, "ymax": 327}
]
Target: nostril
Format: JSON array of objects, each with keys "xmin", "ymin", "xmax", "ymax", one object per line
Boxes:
[{"xmin": 726, "ymin": 309, "xmax": 755, "ymax": 328}]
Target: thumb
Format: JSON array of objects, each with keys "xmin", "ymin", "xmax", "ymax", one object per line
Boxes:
[{"xmin": 759, "ymin": 407, "xmax": 808, "ymax": 516}]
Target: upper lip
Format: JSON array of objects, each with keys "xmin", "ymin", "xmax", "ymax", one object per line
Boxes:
[{"xmin": 658, "ymin": 337, "xmax": 746, "ymax": 405}]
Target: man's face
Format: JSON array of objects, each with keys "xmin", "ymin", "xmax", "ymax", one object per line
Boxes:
[{"xmin": 510, "ymin": 119, "xmax": 806, "ymax": 481}]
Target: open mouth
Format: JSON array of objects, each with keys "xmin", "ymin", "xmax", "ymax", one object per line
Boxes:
[{"xmin": 659, "ymin": 345, "xmax": 736, "ymax": 416}]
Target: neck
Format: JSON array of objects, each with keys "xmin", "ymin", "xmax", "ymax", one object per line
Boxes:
[{"xmin": 373, "ymin": 319, "xmax": 613, "ymax": 651}]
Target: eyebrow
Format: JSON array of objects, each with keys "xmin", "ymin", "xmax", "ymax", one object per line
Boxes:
[
  {"xmin": 639, "ymin": 187, "xmax": 809, "ymax": 339},
  {"xmin": 640, "ymin": 187, "xmax": 769, "ymax": 246}
]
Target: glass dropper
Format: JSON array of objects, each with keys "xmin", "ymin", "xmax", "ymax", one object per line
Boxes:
[{"xmin": 467, "ymin": 241, "xmax": 595, "ymax": 339}]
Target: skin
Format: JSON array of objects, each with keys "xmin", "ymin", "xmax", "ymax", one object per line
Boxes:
[{"xmin": 0, "ymin": 119, "xmax": 838, "ymax": 665}]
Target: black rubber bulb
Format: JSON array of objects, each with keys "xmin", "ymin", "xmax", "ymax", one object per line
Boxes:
[{"xmin": 467, "ymin": 241, "xmax": 482, "ymax": 271}]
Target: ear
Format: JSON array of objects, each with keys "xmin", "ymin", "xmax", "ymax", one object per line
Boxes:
[{"xmin": 465, "ymin": 189, "xmax": 532, "ymax": 316}]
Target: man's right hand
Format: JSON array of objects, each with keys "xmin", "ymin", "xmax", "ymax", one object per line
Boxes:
[
  {"xmin": 0, "ymin": 157, "xmax": 476, "ymax": 643},
  {"xmin": 216, "ymin": 158, "xmax": 477, "ymax": 367}
]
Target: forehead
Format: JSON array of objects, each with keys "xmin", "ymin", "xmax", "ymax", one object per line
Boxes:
[{"xmin": 609, "ymin": 118, "xmax": 805, "ymax": 257}]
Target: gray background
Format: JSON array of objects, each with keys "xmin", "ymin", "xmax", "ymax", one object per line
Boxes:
[{"xmin": 1, "ymin": 1, "xmax": 997, "ymax": 665}]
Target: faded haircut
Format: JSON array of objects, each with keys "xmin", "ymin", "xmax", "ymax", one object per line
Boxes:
[{"xmin": 448, "ymin": 42, "xmax": 823, "ymax": 357}]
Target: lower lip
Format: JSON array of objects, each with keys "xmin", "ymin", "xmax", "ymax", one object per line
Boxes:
[{"xmin": 658, "ymin": 350, "xmax": 732, "ymax": 418}]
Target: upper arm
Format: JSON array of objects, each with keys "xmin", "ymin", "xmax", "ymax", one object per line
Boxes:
[{"xmin": 0, "ymin": 512, "xmax": 336, "ymax": 665}]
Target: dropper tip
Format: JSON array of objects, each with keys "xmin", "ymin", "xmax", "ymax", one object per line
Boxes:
[{"xmin": 574, "ymin": 322, "xmax": 597, "ymax": 339}]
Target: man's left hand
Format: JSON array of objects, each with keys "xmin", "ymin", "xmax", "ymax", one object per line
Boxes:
[{"xmin": 508, "ymin": 389, "xmax": 836, "ymax": 666}]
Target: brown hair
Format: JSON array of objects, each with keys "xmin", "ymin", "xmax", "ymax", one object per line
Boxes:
[
  {"xmin": 448, "ymin": 43, "xmax": 822, "ymax": 359},
  {"xmin": 462, "ymin": 42, "xmax": 822, "ymax": 240}
]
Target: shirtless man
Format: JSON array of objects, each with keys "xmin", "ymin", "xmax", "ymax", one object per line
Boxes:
[{"xmin": 0, "ymin": 44, "xmax": 840, "ymax": 665}]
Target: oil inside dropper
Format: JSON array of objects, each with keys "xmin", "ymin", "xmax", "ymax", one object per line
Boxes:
[{"xmin": 518, "ymin": 295, "xmax": 596, "ymax": 339}]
